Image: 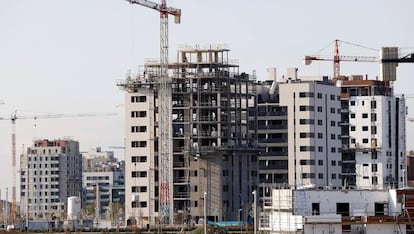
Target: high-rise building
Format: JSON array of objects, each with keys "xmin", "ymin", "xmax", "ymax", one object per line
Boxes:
[
  {"xmin": 20, "ymin": 139, "xmax": 82, "ymax": 221},
  {"xmin": 338, "ymin": 76, "xmax": 406, "ymax": 189},
  {"xmin": 118, "ymin": 45, "xmax": 258, "ymax": 226}
]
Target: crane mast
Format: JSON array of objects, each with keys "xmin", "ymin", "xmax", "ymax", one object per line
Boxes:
[{"xmin": 126, "ymin": 0, "xmax": 180, "ymax": 224}]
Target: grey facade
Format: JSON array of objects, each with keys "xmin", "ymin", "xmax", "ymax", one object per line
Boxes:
[{"xmin": 20, "ymin": 139, "xmax": 82, "ymax": 220}]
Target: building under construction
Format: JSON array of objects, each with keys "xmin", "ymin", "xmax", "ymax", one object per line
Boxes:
[{"xmin": 118, "ymin": 45, "xmax": 258, "ymax": 226}]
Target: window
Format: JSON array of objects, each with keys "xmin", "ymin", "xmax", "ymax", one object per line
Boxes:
[
  {"xmin": 330, "ymin": 108, "xmax": 335, "ymax": 113},
  {"xmin": 362, "ymin": 138, "xmax": 369, "ymax": 143},
  {"xmin": 317, "ymin": 106, "xmax": 323, "ymax": 112},
  {"xmin": 372, "ymin": 164, "xmax": 378, "ymax": 172},
  {"xmin": 330, "ymin": 134, "xmax": 336, "ymax": 140},
  {"xmin": 131, "ymin": 111, "xmax": 147, "ymax": 118},
  {"xmin": 350, "ymin": 101, "xmax": 355, "ymax": 106},
  {"xmin": 362, "ymin": 113, "xmax": 368, "ymax": 118},
  {"xmin": 362, "ymin": 126, "xmax": 369, "ymax": 131},
  {"xmin": 223, "ymin": 170, "xmax": 229, "ymax": 176},
  {"xmin": 331, "ymin": 174, "xmax": 336, "ymax": 179},
  {"xmin": 300, "ymin": 119, "xmax": 315, "ymax": 125},
  {"xmin": 318, "ymin": 160, "xmax": 323, "ymax": 166},
  {"xmin": 371, "ymin": 113, "xmax": 377, "ymax": 121},
  {"xmin": 317, "ymin": 93, "xmax": 323, "ymax": 99},
  {"xmin": 372, "ymin": 176, "xmax": 378, "ymax": 185},
  {"xmin": 131, "ymin": 126, "xmax": 147, "ymax": 133},
  {"xmin": 350, "ymin": 113, "xmax": 355, "ymax": 118},
  {"xmin": 300, "ymin": 146, "xmax": 315, "ymax": 152},
  {"xmin": 350, "ymin": 126, "xmax": 355, "ymax": 131},
  {"xmin": 318, "ymin": 133, "xmax": 323, "ymax": 139},
  {"xmin": 331, "ymin": 147, "xmax": 336, "ymax": 153},
  {"xmin": 300, "ymin": 132, "xmax": 314, "ymax": 138},
  {"xmin": 330, "ymin": 121, "xmax": 335, "ymax": 127},
  {"xmin": 300, "ymin": 160, "xmax": 315, "ymax": 165},
  {"xmin": 372, "ymin": 151, "xmax": 378, "ymax": 159},
  {"xmin": 371, "ymin": 100, "xmax": 377, "ymax": 109},
  {"xmin": 318, "ymin": 173, "xmax": 323, "ymax": 179},
  {"xmin": 132, "ymin": 186, "xmax": 147, "ymax": 192},
  {"xmin": 371, "ymin": 126, "xmax": 377, "ymax": 134},
  {"xmin": 312, "ymin": 203, "xmax": 320, "ymax": 215},
  {"xmin": 299, "ymin": 92, "xmax": 314, "ymax": 98},
  {"xmin": 330, "ymin": 94, "xmax": 335, "ymax": 100},
  {"xmin": 131, "ymin": 141, "xmax": 147, "ymax": 148},
  {"xmin": 132, "ymin": 171, "xmax": 147, "ymax": 178},
  {"xmin": 131, "ymin": 96, "xmax": 147, "ymax": 103},
  {"xmin": 223, "ymin": 185, "xmax": 229, "ymax": 192},
  {"xmin": 318, "ymin": 146, "xmax": 323, "ymax": 152},
  {"xmin": 132, "ymin": 156, "xmax": 147, "ymax": 163},
  {"xmin": 302, "ymin": 173, "xmax": 315, "ymax": 179},
  {"xmin": 318, "ymin": 120, "xmax": 323, "ymax": 125},
  {"xmin": 299, "ymin": 105, "xmax": 314, "ymax": 111},
  {"xmin": 331, "ymin": 160, "xmax": 336, "ymax": 166}
]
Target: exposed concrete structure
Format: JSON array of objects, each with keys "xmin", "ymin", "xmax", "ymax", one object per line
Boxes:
[
  {"xmin": 20, "ymin": 139, "xmax": 82, "ymax": 221},
  {"xmin": 118, "ymin": 45, "xmax": 258, "ymax": 226}
]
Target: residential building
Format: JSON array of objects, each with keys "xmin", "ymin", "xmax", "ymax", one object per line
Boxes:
[
  {"xmin": 278, "ymin": 73, "xmax": 343, "ymax": 189},
  {"xmin": 338, "ymin": 76, "xmax": 406, "ymax": 189},
  {"xmin": 118, "ymin": 45, "xmax": 258, "ymax": 226},
  {"xmin": 20, "ymin": 139, "xmax": 82, "ymax": 220},
  {"xmin": 81, "ymin": 147, "xmax": 125, "ymax": 220}
]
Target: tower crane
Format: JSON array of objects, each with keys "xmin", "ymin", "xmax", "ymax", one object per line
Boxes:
[
  {"xmin": 304, "ymin": 39, "xmax": 414, "ymax": 80},
  {"xmin": 125, "ymin": 0, "xmax": 181, "ymax": 224},
  {"xmin": 0, "ymin": 111, "xmax": 117, "ymax": 225},
  {"xmin": 303, "ymin": 39, "xmax": 378, "ymax": 78}
]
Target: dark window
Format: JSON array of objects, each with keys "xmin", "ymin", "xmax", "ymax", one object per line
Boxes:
[
  {"xmin": 318, "ymin": 146, "xmax": 323, "ymax": 152},
  {"xmin": 131, "ymin": 126, "xmax": 147, "ymax": 133},
  {"xmin": 350, "ymin": 101, "xmax": 355, "ymax": 106},
  {"xmin": 300, "ymin": 146, "xmax": 315, "ymax": 152},
  {"xmin": 317, "ymin": 106, "xmax": 323, "ymax": 112},
  {"xmin": 362, "ymin": 126, "xmax": 369, "ymax": 131},
  {"xmin": 131, "ymin": 96, "xmax": 147, "ymax": 103},
  {"xmin": 312, "ymin": 203, "xmax": 320, "ymax": 215},
  {"xmin": 372, "ymin": 164, "xmax": 378, "ymax": 172},
  {"xmin": 300, "ymin": 132, "xmax": 315, "ymax": 138},
  {"xmin": 350, "ymin": 113, "xmax": 355, "ymax": 118},
  {"xmin": 362, "ymin": 113, "xmax": 368, "ymax": 118},
  {"xmin": 362, "ymin": 138, "xmax": 369, "ymax": 143},
  {"xmin": 330, "ymin": 121, "xmax": 335, "ymax": 127},
  {"xmin": 330, "ymin": 108, "xmax": 335, "ymax": 113},
  {"xmin": 299, "ymin": 92, "xmax": 314, "ymax": 98},
  {"xmin": 330, "ymin": 94, "xmax": 335, "ymax": 100},
  {"xmin": 371, "ymin": 100, "xmax": 377, "ymax": 109},
  {"xmin": 300, "ymin": 119, "xmax": 315, "ymax": 125},
  {"xmin": 131, "ymin": 111, "xmax": 147, "ymax": 118},
  {"xmin": 350, "ymin": 126, "xmax": 355, "ymax": 131},
  {"xmin": 318, "ymin": 120, "xmax": 323, "ymax": 125},
  {"xmin": 318, "ymin": 133, "xmax": 323, "ymax": 139},
  {"xmin": 318, "ymin": 160, "xmax": 323, "ymax": 166},
  {"xmin": 336, "ymin": 203, "xmax": 350, "ymax": 216},
  {"xmin": 131, "ymin": 141, "xmax": 147, "ymax": 148},
  {"xmin": 299, "ymin": 105, "xmax": 314, "ymax": 111},
  {"xmin": 317, "ymin": 93, "xmax": 323, "ymax": 99}
]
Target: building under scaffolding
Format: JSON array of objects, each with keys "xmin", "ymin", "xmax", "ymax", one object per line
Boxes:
[{"xmin": 118, "ymin": 45, "xmax": 259, "ymax": 226}]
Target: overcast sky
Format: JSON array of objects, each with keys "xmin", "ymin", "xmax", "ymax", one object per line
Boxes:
[{"xmin": 0, "ymin": 0, "xmax": 413, "ymax": 197}]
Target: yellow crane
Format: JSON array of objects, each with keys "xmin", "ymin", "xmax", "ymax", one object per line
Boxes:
[{"xmin": 0, "ymin": 110, "xmax": 117, "ymax": 225}]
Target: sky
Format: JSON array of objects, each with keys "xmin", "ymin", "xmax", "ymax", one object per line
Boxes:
[{"xmin": 0, "ymin": 0, "xmax": 413, "ymax": 198}]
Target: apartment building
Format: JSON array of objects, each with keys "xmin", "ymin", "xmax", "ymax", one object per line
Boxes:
[
  {"xmin": 278, "ymin": 75, "xmax": 343, "ymax": 189},
  {"xmin": 118, "ymin": 45, "xmax": 258, "ymax": 226},
  {"xmin": 20, "ymin": 139, "xmax": 82, "ymax": 220},
  {"xmin": 338, "ymin": 76, "xmax": 406, "ymax": 189},
  {"xmin": 81, "ymin": 147, "xmax": 125, "ymax": 219}
]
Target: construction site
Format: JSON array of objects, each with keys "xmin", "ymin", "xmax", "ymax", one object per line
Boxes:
[
  {"xmin": 118, "ymin": 44, "xmax": 259, "ymax": 227},
  {"xmin": 2, "ymin": 0, "xmax": 414, "ymax": 233}
]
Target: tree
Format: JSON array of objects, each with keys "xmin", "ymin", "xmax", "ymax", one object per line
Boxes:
[{"xmin": 108, "ymin": 202, "xmax": 124, "ymax": 226}]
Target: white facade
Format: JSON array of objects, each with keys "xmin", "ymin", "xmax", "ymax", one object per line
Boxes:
[
  {"xmin": 262, "ymin": 188, "xmax": 406, "ymax": 233},
  {"xmin": 279, "ymin": 79, "xmax": 342, "ymax": 189},
  {"xmin": 348, "ymin": 95, "xmax": 406, "ymax": 189},
  {"xmin": 124, "ymin": 87, "xmax": 156, "ymax": 226}
]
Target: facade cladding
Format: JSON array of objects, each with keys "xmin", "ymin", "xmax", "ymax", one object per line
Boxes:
[{"xmin": 20, "ymin": 139, "xmax": 82, "ymax": 220}]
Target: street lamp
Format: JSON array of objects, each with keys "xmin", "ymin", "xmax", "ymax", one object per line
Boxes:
[
  {"xmin": 239, "ymin": 208, "xmax": 242, "ymax": 234},
  {"xmin": 203, "ymin": 192, "xmax": 207, "ymax": 234},
  {"xmin": 252, "ymin": 190, "xmax": 257, "ymax": 234}
]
